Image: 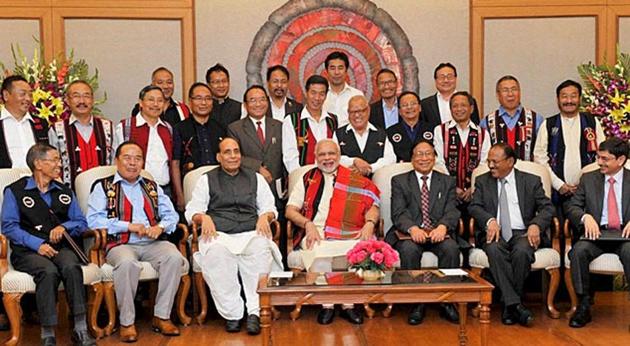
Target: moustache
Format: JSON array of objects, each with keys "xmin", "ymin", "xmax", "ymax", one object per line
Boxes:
[{"xmin": 561, "ymin": 103, "xmax": 577, "ymax": 107}]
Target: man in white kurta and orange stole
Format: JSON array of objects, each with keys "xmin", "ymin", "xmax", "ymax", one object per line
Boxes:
[{"xmin": 286, "ymin": 139, "xmax": 380, "ymax": 326}]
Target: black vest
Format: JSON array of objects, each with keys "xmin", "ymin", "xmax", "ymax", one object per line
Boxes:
[
  {"xmin": 0, "ymin": 115, "xmax": 50, "ymax": 168},
  {"xmin": 205, "ymin": 167, "xmax": 258, "ymax": 234},
  {"xmin": 386, "ymin": 121, "xmax": 433, "ymax": 162},
  {"xmin": 335, "ymin": 125, "xmax": 387, "ymax": 164},
  {"xmin": 8, "ymin": 177, "xmax": 72, "ymax": 250}
]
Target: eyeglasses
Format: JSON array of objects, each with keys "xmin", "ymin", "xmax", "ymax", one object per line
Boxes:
[
  {"xmin": 378, "ymin": 79, "xmax": 397, "ymax": 87},
  {"xmin": 210, "ymin": 79, "xmax": 228, "ymax": 86},
  {"xmin": 413, "ymin": 151, "xmax": 434, "ymax": 158},
  {"xmin": 436, "ymin": 74, "xmax": 456, "ymax": 81},
  {"xmin": 68, "ymin": 93, "xmax": 93, "ymax": 101},
  {"xmin": 498, "ymin": 87, "xmax": 519, "ymax": 95},
  {"xmin": 246, "ymin": 97, "xmax": 268, "ymax": 104},
  {"xmin": 348, "ymin": 107, "xmax": 368, "ymax": 115},
  {"xmin": 41, "ymin": 158, "xmax": 62, "ymax": 164},
  {"xmin": 190, "ymin": 96, "xmax": 213, "ymax": 102}
]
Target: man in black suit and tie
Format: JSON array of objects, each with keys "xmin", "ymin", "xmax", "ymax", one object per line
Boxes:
[
  {"xmin": 566, "ymin": 137, "xmax": 630, "ymax": 328},
  {"xmin": 469, "ymin": 143, "xmax": 554, "ymax": 326},
  {"xmin": 265, "ymin": 65, "xmax": 302, "ymax": 121},
  {"xmin": 369, "ymin": 68, "xmax": 399, "ymax": 130},
  {"xmin": 385, "ymin": 140, "xmax": 462, "ymax": 325},
  {"xmin": 420, "ymin": 63, "xmax": 480, "ymax": 130}
]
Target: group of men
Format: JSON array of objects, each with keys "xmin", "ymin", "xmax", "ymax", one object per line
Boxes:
[{"xmin": 0, "ymin": 48, "xmax": 628, "ymax": 345}]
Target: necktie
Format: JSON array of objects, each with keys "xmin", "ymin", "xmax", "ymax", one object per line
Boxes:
[
  {"xmin": 256, "ymin": 121, "xmax": 265, "ymax": 145},
  {"xmin": 607, "ymin": 177, "xmax": 621, "ymax": 230},
  {"xmin": 421, "ymin": 176, "xmax": 433, "ymax": 230},
  {"xmin": 499, "ymin": 178, "xmax": 513, "ymax": 241}
]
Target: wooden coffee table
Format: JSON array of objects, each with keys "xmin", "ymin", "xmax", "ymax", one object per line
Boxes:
[{"xmin": 258, "ymin": 269, "xmax": 493, "ymax": 346}]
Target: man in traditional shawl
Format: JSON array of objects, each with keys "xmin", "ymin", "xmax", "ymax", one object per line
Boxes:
[{"xmin": 286, "ymin": 139, "xmax": 380, "ymax": 325}]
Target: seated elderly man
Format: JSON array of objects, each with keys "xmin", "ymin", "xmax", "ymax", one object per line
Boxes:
[
  {"xmin": 333, "ymin": 95, "xmax": 395, "ymax": 176},
  {"xmin": 87, "ymin": 141, "xmax": 187, "ymax": 343},
  {"xmin": 185, "ymin": 137, "xmax": 282, "ymax": 335},
  {"xmin": 1, "ymin": 144, "xmax": 95, "ymax": 346},
  {"xmin": 286, "ymin": 139, "xmax": 380, "ymax": 325}
]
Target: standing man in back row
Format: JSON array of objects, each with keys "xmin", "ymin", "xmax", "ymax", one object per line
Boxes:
[{"xmin": 322, "ymin": 51, "xmax": 364, "ymax": 127}]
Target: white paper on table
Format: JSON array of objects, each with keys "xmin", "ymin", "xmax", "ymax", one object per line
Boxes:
[
  {"xmin": 439, "ymin": 268, "xmax": 468, "ymax": 276},
  {"xmin": 269, "ymin": 271, "xmax": 293, "ymax": 279}
]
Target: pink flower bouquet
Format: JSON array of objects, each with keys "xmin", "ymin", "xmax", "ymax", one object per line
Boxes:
[{"xmin": 346, "ymin": 239, "xmax": 399, "ymax": 271}]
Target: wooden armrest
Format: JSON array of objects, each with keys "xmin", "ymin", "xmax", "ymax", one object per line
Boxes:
[
  {"xmin": 564, "ymin": 219, "xmax": 573, "ymax": 252},
  {"xmin": 458, "ymin": 218, "xmax": 464, "ymax": 236},
  {"xmin": 0, "ymin": 234, "xmax": 8, "ymax": 279},
  {"xmin": 376, "ymin": 218, "xmax": 384, "ymax": 239},
  {"xmin": 271, "ymin": 220, "xmax": 281, "ymax": 245},
  {"xmin": 469, "ymin": 218, "xmax": 476, "ymax": 247},
  {"xmin": 286, "ymin": 221, "xmax": 294, "ymax": 256},
  {"xmin": 552, "ymin": 217, "xmax": 561, "ymax": 253},
  {"xmin": 97, "ymin": 229, "xmax": 108, "ymax": 265},
  {"xmin": 190, "ymin": 222, "xmax": 200, "ymax": 253},
  {"xmin": 175, "ymin": 223, "xmax": 189, "ymax": 256},
  {"xmin": 82, "ymin": 229, "xmax": 101, "ymax": 265}
]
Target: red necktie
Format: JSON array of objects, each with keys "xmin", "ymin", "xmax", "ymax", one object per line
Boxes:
[
  {"xmin": 421, "ymin": 176, "xmax": 433, "ymax": 230},
  {"xmin": 256, "ymin": 121, "xmax": 265, "ymax": 145},
  {"xmin": 607, "ymin": 177, "xmax": 621, "ymax": 230}
]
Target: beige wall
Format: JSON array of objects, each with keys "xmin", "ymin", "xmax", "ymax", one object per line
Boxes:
[
  {"xmin": 619, "ymin": 17, "xmax": 630, "ymax": 54},
  {"xmin": 0, "ymin": 20, "xmax": 40, "ymax": 76}
]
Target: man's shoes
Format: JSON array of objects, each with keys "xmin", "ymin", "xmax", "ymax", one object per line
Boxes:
[
  {"xmin": 151, "ymin": 317, "xmax": 180, "ymax": 336},
  {"xmin": 339, "ymin": 307, "xmax": 363, "ymax": 324},
  {"xmin": 120, "ymin": 324, "xmax": 138, "ymax": 343},
  {"xmin": 514, "ymin": 304, "xmax": 534, "ymax": 326},
  {"xmin": 0, "ymin": 313, "xmax": 9, "ymax": 331},
  {"xmin": 501, "ymin": 306, "xmax": 516, "ymax": 325},
  {"xmin": 71, "ymin": 330, "xmax": 96, "ymax": 346},
  {"xmin": 317, "ymin": 308, "xmax": 335, "ymax": 325},
  {"xmin": 41, "ymin": 337, "xmax": 56, "ymax": 346},
  {"xmin": 226, "ymin": 319, "xmax": 241, "ymax": 333},
  {"xmin": 439, "ymin": 303, "xmax": 460, "ymax": 324},
  {"xmin": 407, "ymin": 304, "xmax": 426, "ymax": 325},
  {"xmin": 569, "ymin": 305, "xmax": 592, "ymax": 328},
  {"xmin": 246, "ymin": 315, "xmax": 261, "ymax": 335}
]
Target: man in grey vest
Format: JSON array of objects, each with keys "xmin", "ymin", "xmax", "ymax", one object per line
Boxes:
[{"xmin": 185, "ymin": 137, "xmax": 282, "ymax": 335}]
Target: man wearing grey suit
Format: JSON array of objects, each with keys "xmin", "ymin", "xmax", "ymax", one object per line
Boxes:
[
  {"xmin": 469, "ymin": 143, "xmax": 554, "ymax": 327},
  {"xmin": 566, "ymin": 137, "xmax": 630, "ymax": 328},
  {"xmin": 385, "ymin": 140, "xmax": 462, "ymax": 325}
]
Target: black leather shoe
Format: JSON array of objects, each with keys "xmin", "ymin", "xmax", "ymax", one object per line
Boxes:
[
  {"xmin": 515, "ymin": 304, "xmax": 534, "ymax": 326},
  {"xmin": 246, "ymin": 315, "xmax": 261, "ymax": 335},
  {"xmin": 569, "ymin": 306, "xmax": 592, "ymax": 328},
  {"xmin": 407, "ymin": 304, "xmax": 426, "ymax": 325},
  {"xmin": 71, "ymin": 330, "xmax": 96, "ymax": 346},
  {"xmin": 41, "ymin": 336, "xmax": 56, "ymax": 346},
  {"xmin": 317, "ymin": 308, "xmax": 335, "ymax": 325},
  {"xmin": 501, "ymin": 306, "xmax": 516, "ymax": 325},
  {"xmin": 225, "ymin": 319, "xmax": 241, "ymax": 333},
  {"xmin": 339, "ymin": 308, "xmax": 363, "ymax": 324},
  {"xmin": 439, "ymin": 303, "xmax": 460, "ymax": 324}
]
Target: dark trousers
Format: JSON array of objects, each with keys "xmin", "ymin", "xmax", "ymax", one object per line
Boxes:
[
  {"xmin": 483, "ymin": 232, "xmax": 535, "ymax": 306},
  {"xmin": 569, "ymin": 240, "xmax": 630, "ymax": 296},
  {"xmin": 11, "ymin": 247, "xmax": 86, "ymax": 327},
  {"xmin": 394, "ymin": 238, "xmax": 460, "ymax": 270}
]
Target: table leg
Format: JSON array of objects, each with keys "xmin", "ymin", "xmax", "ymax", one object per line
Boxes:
[
  {"xmin": 458, "ymin": 303, "xmax": 468, "ymax": 346},
  {"xmin": 479, "ymin": 304, "xmax": 490, "ymax": 346},
  {"xmin": 260, "ymin": 294, "xmax": 272, "ymax": 346}
]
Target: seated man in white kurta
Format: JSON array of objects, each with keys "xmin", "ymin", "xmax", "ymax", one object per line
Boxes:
[
  {"xmin": 286, "ymin": 139, "xmax": 380, "ymax": 325},
  {"xmin": 185, "ymin": 137, "xmax": 282, "ymax": 335}
]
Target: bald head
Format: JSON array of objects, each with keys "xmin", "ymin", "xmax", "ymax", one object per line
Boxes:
[{"xmin": 347, "ymin": 95, "xmax": 370, "ymax": 131}]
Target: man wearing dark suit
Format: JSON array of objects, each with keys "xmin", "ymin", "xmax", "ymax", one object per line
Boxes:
[
  {"xmin": 369, "ymin": 68, "xmax": 399, "ymax": 130},
  {"xmin": 469, "ymin": 143, "xmax": 554, "ymax": 327},
  {"xmin": 206, "ymin": 63, "xmax": 243, "ymax": 129},
  {"xmin": 566, "ymin": 137, "xmax": 630, "ymax": 328},
  {"xmin": 385, "ymin": 140, "xmax": 461, "ymax": 325},
  {"xmin": 420, "ymin": 63, "xmax": 480, "ymax": 131},
  {"xmin": 265, "ymin": 65, "xmax": 302, "ymax": 121},
  {"xmin": 386, "ymin": 91, "xmax": 433, "ymax": 162},
  {"xmin": 228, "ymin": 85, "xmax": 285, "ymax": 214}
]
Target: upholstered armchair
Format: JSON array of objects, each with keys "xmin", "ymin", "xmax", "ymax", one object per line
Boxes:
[
  {"xmin": 74, "ymin": 165, "xmax": 191, "ymax": 336},
  {"xmin": 468, "ymin": 161, "xmax": 561, "ymax": 319},
  {"xmin": 0, "ymin": 168, "xmax": 103, "ymax": 345}
]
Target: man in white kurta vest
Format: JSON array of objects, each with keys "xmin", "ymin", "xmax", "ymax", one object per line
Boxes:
[
  {"xmin": 286, "ymin": 139, "xmax": 380, "ymax": 325},
  {"xmin": 185, "ymin": 137, "xmax": 282, "ymax": 335}
]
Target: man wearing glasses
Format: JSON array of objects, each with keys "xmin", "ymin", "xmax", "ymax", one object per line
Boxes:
[
  {"xmin": 480, "ymin": 75, "xmax": 544, "ymax": 161},
  {"xmin": 171, "ymin": 83, "xmax": 225, "ymax": 212},
  {"xmin": 421, "ymin": 63, "xmax": 480, "ymax": 131},
  {"xmin": 386, "ymin": 91, "xmax": 433, "ymax": 162},
  {"xmin": 206, "ymin": 63, "xmax": 245, "ymax": 129},
  {"xmin": 49, "ymin": 80, "xmax": 114, "ymax": 189},
  {"xmin": 469, "ymin": 143, "xmax": 554, "ymax": 327},
  {"xmin": 369, "ymin": 68, "xmax": 400, "ymax": 130}
]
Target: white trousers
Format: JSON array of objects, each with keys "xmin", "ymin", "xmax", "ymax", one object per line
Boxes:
[{"xmin": 196, "ymin": 234, "xmax": 273, "ymax": 320}]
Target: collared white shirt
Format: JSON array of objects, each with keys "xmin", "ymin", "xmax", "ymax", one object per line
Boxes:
[
  {"xmin": 534, "ymin": 115, "xmax": 606, "ymax": 190},
  {"xmin": 287, "ymin": 169, "xmax": 336, "ymax": 237},
  {"xmin": 322, "ymin": 83, "xmax": 364, "ymax": 127},
  {"xmin": 0, "ymin": 107, "xmax": 36, "ymax": 168},
  {"xmin": 601, "ymin": 168, "xmax": 624, "ymax": 226},
  {"xmin": 436, "ymin": 92, "xmax": 453, "ymax": 124},
  {"xmin": 114, "ymin": 114, "xmax": 170, "ymax": 185},
  {"xmin": 433, "ymin": 120, "xmax": 491, "ymax": 174},
  {"xmin": 414, "ymin": 170, "xmax": 433, "ymax": 191},
  {"xmin": 185, "ymin": 170, "xmax": 278, "ymax": 224},
  {"xmin": 250, "ymin": 116, "xmax": 266, "ymax": 138},
  {"xmin": 496, "ymin": 169, "xmax": 526, "ymax": 230},
  {"xmin": 282, "ymin": 107, "xmax": 335, "ymax": 174},
  {"xmin": 269, "ymin": 97, "xmax": 287, "ymax": 122},
  {"xmin": 332, "ymin": 123, "xmax": 396, "ymax": 173}
]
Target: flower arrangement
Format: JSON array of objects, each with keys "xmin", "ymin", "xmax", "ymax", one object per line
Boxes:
[
  {"xmin": 0, "ymin": 41, "xmax": 105, "ymax": 124},
  {"xmin": 346, "ymin": 239, "xmax": 399, "ymax": 272},
  {"xmin": 578, "ymin": 50, "xmax": 630, "ymax": 141}
]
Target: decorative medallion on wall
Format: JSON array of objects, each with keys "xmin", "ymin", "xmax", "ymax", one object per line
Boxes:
[{"xmin": 246, "ymin": 0, "xmax": 418, "ymax": 103}]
